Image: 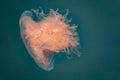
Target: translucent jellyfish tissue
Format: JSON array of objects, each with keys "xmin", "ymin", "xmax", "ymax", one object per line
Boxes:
[{"xmin": 19, "ymin": 8, "xmax": 81, "ymax": 71}]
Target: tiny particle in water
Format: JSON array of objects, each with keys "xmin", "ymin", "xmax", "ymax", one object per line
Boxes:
[{"xmin": 19, "ymin": 8, "xmax": 80, "ymax": 71}]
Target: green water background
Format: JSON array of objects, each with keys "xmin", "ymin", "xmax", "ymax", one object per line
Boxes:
[{"xmin": 1, "ymin": 0, "xmax": 120, "ymax": 80}]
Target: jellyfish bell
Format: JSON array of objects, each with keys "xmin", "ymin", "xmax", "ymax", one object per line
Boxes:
[
  {"xmin": 19, "ymin": 8, "xmax": 80, "ymax": 71},
  {"xmin": 34, "ymin": 49, "xmax": 55, "ymax": 71}
]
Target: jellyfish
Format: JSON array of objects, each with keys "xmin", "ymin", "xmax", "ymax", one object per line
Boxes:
[{"xmin": 19, "ymin": 8, "xmax": 80, "ymax": 71}]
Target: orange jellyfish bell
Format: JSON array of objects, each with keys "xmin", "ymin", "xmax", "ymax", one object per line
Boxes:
[{"xmin": 19, "ymin": 8, "xmax": 80, "ymax": 71}]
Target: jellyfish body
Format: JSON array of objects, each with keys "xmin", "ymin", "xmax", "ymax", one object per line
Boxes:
[{"xmin": 19, "ymin": 8, "xmax": 80, "ymax": 71}]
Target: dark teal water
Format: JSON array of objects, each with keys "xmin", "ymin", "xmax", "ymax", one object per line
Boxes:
[{"xmin": 1, "ymin": 0, "xmax": 120, "ymax": 80}]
